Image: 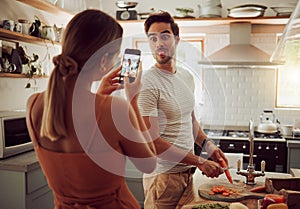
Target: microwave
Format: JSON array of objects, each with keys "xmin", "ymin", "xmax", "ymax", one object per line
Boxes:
[{"xmin": 0, "ymin": 110, "xmax": 33, "ymax": 158}]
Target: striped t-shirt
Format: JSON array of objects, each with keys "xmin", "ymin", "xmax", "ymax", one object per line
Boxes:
[{"xmin": 138, "ymin": 65, "xmax": 196, "ymax": 174}]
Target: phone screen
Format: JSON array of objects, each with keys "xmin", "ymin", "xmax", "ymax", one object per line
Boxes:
[{"xmin": 119, "ymin": 49, "xmax": 141, "ymax": 84}]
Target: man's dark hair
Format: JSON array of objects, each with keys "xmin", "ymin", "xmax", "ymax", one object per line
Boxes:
[{"xmin": 144, "ymin": 11, "xmax": 179, "ymax": 37}]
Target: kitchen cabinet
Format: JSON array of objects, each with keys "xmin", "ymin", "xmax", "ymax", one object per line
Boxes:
[
  {"xmin": 0, "ymin": 151, "xmax": 54, "ymax": 209},
  {"xmin": 125, "ymin": 160, "xmax": 144, "ymax": 207},
  {"xmin": 287, "ymin": 140, "xmax": 300, "ymax": 171}
]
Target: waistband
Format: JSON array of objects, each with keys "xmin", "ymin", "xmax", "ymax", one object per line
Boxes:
[{"xmin": 181, "ymin": 167, "xmax": 196, "ymax": 174}]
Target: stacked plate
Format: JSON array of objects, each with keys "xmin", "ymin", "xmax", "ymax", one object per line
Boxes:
[
  {"xmin": 271, "ymin": 3, "xmax": 296, "ymax": 17},
  {"xmin": 227, "ymin": 4, "xmax": 267, "ymax": 18}
]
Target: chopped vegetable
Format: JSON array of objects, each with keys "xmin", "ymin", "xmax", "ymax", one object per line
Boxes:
[
  {"xmin": 249, "ymin": 185, "xmax": 266, "ymax": 193},
  {"xmin": 220, "ymin": 158, "xmax": 233, "ymax": 184},
  {"xmin": 192, "ymin": 203, "xmax": 229, "ymax": 209},
  {"xmin": 210, "ymin": 185, "xmax": 237, "ymax": 197}
]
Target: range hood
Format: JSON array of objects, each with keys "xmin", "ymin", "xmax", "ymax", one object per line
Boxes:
[{"xmin": 199, "ymin": 22, "xmax": 278, "ymax": 67}]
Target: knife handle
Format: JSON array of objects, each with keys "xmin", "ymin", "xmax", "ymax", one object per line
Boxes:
[
  {"xmin": 261, "ymin": 160, "xmax": 265, "ymax": 173},
  {"xmin": 237, "ymin": 159, "xmax": 241, "ymax": 171}
]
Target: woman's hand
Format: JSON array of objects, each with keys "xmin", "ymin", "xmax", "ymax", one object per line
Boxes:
[
  {"xmin": 124, "ymin": 62, "xmax": 142, "ymax": 102},
  {"xmin": 97, "ymin": 66, "xmax": 123, "ymax": 95}
]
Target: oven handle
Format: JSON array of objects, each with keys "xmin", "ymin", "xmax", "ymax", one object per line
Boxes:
[{"xmin": 198, "ymin": 152, "xmax": 257, "ymax": 158}]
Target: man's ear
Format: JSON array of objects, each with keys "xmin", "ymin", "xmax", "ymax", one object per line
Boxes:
[{"xmin": 175, "ymin": 36, "xmax": 180, "ymax": 45}]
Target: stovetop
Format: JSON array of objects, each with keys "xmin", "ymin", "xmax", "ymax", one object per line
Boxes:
[{"xmin": 204, "ymin": 129, "xmax": 286, "ymax": 142}]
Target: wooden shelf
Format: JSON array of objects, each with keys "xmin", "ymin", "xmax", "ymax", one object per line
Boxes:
[
  {"xmin": 0, "ymin": 73, "xmax": 48, "ymax": 78},
  {"xmin": 0, "ymin": 28, "xmax": 60, "ymax": 46},
  {"xmin": 16, "ymin": 0, "xmax": 72, "ymax": 17},
  {"xmin": 120, "ymin": 16, "xmax": 289, "ymax": 26},
  {"xmin": 177, "ymin": 16, "xmax": 289, "ymax": 25}
]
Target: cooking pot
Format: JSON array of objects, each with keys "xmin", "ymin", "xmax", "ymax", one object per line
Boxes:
[
  {"xmin": 257, "ymin": 110, "xmax": 278, "ymax": 133},
  {"xmin": 279, "ymin": 125, "xmax": 293, "ymax": 136}
]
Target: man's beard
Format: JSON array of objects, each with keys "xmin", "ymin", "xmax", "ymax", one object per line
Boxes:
[{"xmin": 156, "ymin": 54, "xmax": 172, "ymax": 64}]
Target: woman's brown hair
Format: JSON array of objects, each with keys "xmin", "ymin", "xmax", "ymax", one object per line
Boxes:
[{"xmin": 41, "ymin": 9, "xmax": 123, "ymax": 141}]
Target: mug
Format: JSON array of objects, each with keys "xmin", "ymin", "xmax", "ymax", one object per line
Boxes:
[
  {"xmin": 14, "ymin": 23, "xmax": 22, "ymax": 33},
  {"xmin": 3, "ymin": 20, "xmax": 14, "ymax": 31},
  {"xmin": 41, "ymin": 26, "xmax": 56, "ymax": 41},
  {"xmin": 18, "ymin": 19, "xmax": 30, "ymax": 34}
]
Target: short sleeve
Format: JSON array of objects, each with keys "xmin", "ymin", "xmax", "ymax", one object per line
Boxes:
[{"xmin": 138, "ymin": 87, "xmax": 159, "ymax": 117}]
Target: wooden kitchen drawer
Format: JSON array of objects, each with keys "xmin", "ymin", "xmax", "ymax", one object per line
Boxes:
[{"xmin": 26, "ymin": 166, "xmax": 48, "ymax": 194}]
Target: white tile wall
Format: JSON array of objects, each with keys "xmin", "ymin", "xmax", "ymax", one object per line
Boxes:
[{"xmin": 199, "ymin": 33, "xmax": 300, "ymax": 127}]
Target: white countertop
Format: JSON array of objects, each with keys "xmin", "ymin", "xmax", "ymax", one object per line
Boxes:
[{"xmin": 0, "ymin": 151, "xmax": 39, "ymax": 172}]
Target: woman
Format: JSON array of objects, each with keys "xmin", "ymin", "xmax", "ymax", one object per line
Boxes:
[{"xmin": 26, "ymin": 9, "xmax": 156, "ymax": 209}]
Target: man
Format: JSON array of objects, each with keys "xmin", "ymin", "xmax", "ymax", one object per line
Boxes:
[{"xmin": 138, "ymin": 12, "xmax": 229, "ymax": 209}]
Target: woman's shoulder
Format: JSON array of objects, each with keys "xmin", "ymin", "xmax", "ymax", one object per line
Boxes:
[{"xmin": 27, "ymin": 92, "xmax": 43, "ymax": 110}]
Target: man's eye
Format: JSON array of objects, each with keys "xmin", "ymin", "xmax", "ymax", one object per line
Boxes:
[
  {"xmin": 161, "ymin": 34, "xmax": 171, "ymax": 40},
  {"xmin": 149, "ymin": 37, "xmax": 157, "ymax": 42}
]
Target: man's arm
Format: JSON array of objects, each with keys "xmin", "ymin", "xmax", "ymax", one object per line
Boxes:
[
  {"xmin": 191, "ymin": 111, "xmax": 228, "ymax": 165},
  {"xmin": 142, "ymin": 115, "xmax": 224, "ymax": 177}
]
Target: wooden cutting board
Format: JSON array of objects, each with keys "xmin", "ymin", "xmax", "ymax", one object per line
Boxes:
[{"xmin": 198, "ymin": 179, "xmax": 265, "ymax": 202}]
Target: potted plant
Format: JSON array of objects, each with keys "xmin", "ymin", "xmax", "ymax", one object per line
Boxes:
[{"xmin": 17, "ymin": 46, "xmax": 41, "ymax": 88}]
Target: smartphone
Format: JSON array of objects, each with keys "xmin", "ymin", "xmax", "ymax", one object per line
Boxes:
[{"xmin": 119, "ymin": 48, "xmax": 141, "ymax": 84}]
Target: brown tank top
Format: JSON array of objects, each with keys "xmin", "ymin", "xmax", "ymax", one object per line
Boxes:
[{"xmin": 27, "ymin": 93, "xmax": 141, "ymax": 209}]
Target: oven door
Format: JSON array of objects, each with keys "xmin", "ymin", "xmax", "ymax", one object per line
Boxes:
[
  {"xmin": 218, "ymin": 140, "xmax": 287, "ymax": 173},
  {"xmin": 254, "ymin": 141, "xmax": 287, "ymax": 173},
  {"xmin": 0, "ymin": 116, "xmax": 33, "ymax": 158}
]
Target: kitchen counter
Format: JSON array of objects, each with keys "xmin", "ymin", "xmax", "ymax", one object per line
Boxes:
[
  {"xmin": 176, "ymin": 169, "xmax": 291, "ymax": 209},
  {"xmin": 290, "ymin": 168, "xmax": 300, "ymax": 177},
  {"xmin": 0, "ymin": 150, "xmax": 39, "ymax": 172}
]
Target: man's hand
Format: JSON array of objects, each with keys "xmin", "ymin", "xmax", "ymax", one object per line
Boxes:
[
  {"xmin": 197, "ymin": 159, "xmax": 224, "ymax": 178},
  {"xmin": 205, "ymin": 140, "xmax": 228, "ymax": 165}
]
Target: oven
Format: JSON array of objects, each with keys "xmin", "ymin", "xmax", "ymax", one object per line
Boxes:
[
  {"xmin": 195, "ymin": 129, "xmax": 287, "ymax": 173},
  {"xmin": 0, "ymin": 110, "xmax": 33, "ymax": 158}
]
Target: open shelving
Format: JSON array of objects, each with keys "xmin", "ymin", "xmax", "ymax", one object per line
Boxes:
[{"xmin": 16, "ymin": 0, "xmax": 72, "ymax": 17}]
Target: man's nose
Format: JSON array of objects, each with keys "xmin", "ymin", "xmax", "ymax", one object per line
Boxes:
[{"xmin": 155, "ymin": 38, "xmax": 165, "ymax": 47}]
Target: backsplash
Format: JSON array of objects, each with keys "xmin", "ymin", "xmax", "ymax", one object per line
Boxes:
[{"xmin": 199, "ymin": 33, "xmax": 300, "ymax": 127}]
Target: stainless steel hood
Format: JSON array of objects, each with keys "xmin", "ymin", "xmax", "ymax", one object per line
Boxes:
[{"xmin": 199, "ymin": 22, "xmax": 278, "ymax": 67}]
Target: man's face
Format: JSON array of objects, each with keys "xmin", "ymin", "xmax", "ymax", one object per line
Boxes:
[{"xmin": 147, "ymin": 22, "xmax": 179, "ymax": 65}]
